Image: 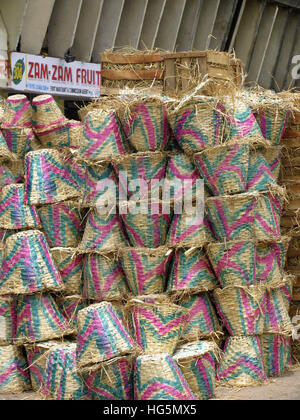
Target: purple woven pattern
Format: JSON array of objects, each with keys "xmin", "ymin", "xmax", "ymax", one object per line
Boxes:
[
  {"xmin": 256, "ymin": 243, "xmax": 283, "ymax": 287},
  {"xmin": 263, "ymin": 289, "xmax": 294, "ymax": 334},
  {"xmin": 167, "ymin": 213, "xmax": 214, "ymax": 247},
  {"xmin": 0, "ymin": 345, "xmax": 31, "ymax": 393},
  {"xmin": 254, "ymin": 192, "xmax": 282, "ymax": 242},
  {"xmin": 261, "ymin": 334, "xmax": 291, "ymax": 378},
  {"xmin": 247, "ymin": 149, "xmax": 280, "ymax": 192}
]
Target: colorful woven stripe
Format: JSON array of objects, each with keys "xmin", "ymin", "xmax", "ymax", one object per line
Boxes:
[
  {"xmin": 254, "ymin": 192, "xmax": 282, "ymax": 241},
  {"xmin": 38, "ymin": 201, "xmax": 83, "ymax": 248},
  {"xmin": 0, "ymin": 345, "xmax": 31, "ymax": 393},
  {"xmin": 213, "ymin": 286, "xmax": 265, "ymax": 336},
  {"xmin": 79, "ymin": 209, "xmax": 128, "ymax": 253},
  {"xmin": 1, "ymin": 230, "xmax": 64, "ymax": 295},
  {"xmin": 167, "ymin": 212, "xmax": 213, "ymax": 247},
  {"xmin": 217, "ymin": 336, "xmax": 267, "ymax": 386},
  {"xmin": 68, "ymin": 120, "xmax": 82, "ymax": 149},
  {"xmin": 0, "ymin": 296, "xmax": 16, "ymax": 345},
  {"xmin": 25, "ymin": 342, "xmax": 53, "ymax": 391},
  {"xmin": 31, "ymin": 94, "xmax": 67, "ymax": 130},
  {"xmin": 254, "ymin": 107, "xmax": 291, "ymax": 145},
  {"xmin": 256, "ymin": 243, "xmax": 283, "ymax": 287},
  {"xmin": 128, "ymin": 297, "xmax": 187, "ymax": 354},
  {"xmin": 80, "ymin": 110, "xmax": 129, "ymax": 161},
  {"xmin": 57, "ymin": 295, "xmax": 86, "ymax": 329},
  {"xmin": 134, "ymin": 354, "xmax": 196, "ymax": 400},
  {"xmin": 0, "ymin": 129, "xmax": 15, "ymax": 160},
  {"xmin": 36, "ymin": 123, "xmax": 70, "ymax": 148},
  {"xmin": 194, "ymin": 143, "xmax": 249, "ymax": 196},
  {"xmin": 0, "ymin": 165, "xmax": 16, "ymax": 188},
  {"xmin": 122, "ymin": 101, "xmax": 169, "ymax": 151},
  {"xmin": 167, "ymin": 248, "xmax": 217, "ymax": 293},
  {"xmin": 2, "ymin": 128, "xmax": 35, "ymax": 158},
  {"xmin": 261, "ymin": 334, "xmax": 291, "ymax": 377},
  {"xmin": 82, "ymin": 253, "xmax": 128, "ymax": 301},
  {"xmin": 119, "ymin": 248, "xmax": 171, "ymax": 295},
  {"xmin": 264, "ymin": 289, "xmax": 294, "ymax": 334},
  {"xmin": 173, "ymin": 341, "xmax": 217, "ymax": 400},
  {"xmin": 83, "ymin": 356, "xmax": 133, "ymax": 400},
  {"xmin": 247, "ymin": 147, "xmax": 281, "ymax": 191},
  {"xmin": 15, "ymin": 293, "xmax": 73, "ymax": 344},
  {"xmin": 179, "ymin": 294, "xmax": 221, "ymax": 342},
  {"xmin": 63, "ymin": 155, "xmax": 86, "ymax": 198},
  {"xmin": 207, "ymin": 241, "xmax": 257, "ymax": 288},
  {"xmin": 51, "ymin": 248, "xmax": 83, "ymax": 295},
  {"xmin": 82, "ymin": 163, "xmax": 118, "ymax": 208},
  {"xmin": 169, "ymin": 99, "xmax": 224, "ymax": 154},
  {"xmin": 279, "ymin": 276, "xmax": 294, "ymax": 310},
  {"xmin": 6, "ymin": 159, "xmax": 24, "ymax": 183},
  {"xmin": 76, "ymin": 302, "xmax": 136, "ymax": 368},
  {"xmin": 2, "ymin": 94, "xmax": 32, "ymax": 128},
  {"xmin": 24, "ymin": 149, "xmax": 80, "ymax": 205},
  {"xmin": 43, "ymin": 344, "xmax": 87, "ymax": 400},
  {"xmin": 206, "ymin": 193, "xmax": 256, "ymax": 241}
]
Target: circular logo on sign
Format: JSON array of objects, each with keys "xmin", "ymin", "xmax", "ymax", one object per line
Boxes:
[{"xmin": 12, "ymin": 59, "xmax": 25, "ymax": 85}]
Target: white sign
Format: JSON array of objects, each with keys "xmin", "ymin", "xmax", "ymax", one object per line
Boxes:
[
  {"xmin": 9, "ymin": 52, "xmax": 101, "ymax": 98},
  {"xmin": 0, "ymin": 49, "xmax": 8, "ymax": 88}
]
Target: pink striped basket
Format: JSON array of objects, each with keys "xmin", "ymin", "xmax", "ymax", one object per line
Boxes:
[
  {"xmin": 51, "ymin": 248, "xmax": 83, "ymax": 295},
  {"xmin": 0, "ymin": 345, "xmax": 31, "ymax": 393},
  {"xmin": 2, "ymin": 94, "xmax": 32, "ymax": 128},
  {"xmin": 261, "ymin": 333, "xmax": 291, "ymax": 378}
]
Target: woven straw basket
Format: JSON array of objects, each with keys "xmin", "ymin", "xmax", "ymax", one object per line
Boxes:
[
  {"xmin": 280, "ymin": 276, "xmax": 294, "ymax": 311},
  {"xmin": 79, "ymin": 208, "xmax": 128, "ymax": 253},
  {"xmin": 119, "ymin": 247, "xmax": 171, "ymax": 295},
  {"xmin": 207, "ymin": 240, "xmax": 257, "ymax": 288},
  {"xmin": 14, "ymin": 293, "xmax": 73, "ymax": 344},
  {"xmin": 173, "ymin": 341, "xmax": 218, "ymax": 400},
  {"xmin": 264, "ymin": 289, "xmax": 294, "ymax": 335},
  {"xmin": 178, "ymin": 294, "xmax": 222, "ymax": 342},
  {"xmin": 0, "ymin": 345, "xmax": 31, "ymax": 393},
  {"xmin": 206, "ymin": 192, "xmax": 256, "ymax": 241},
  {"xmin": 31, "ymin": 94, "xmax": 67, "ymax": 130},
  {"xmin": 56, "ymin": 295, "xmax": 86, "ymax": 330},
  {"xmin": 0, "ymin": 164, "xmax": 17, "ymax": 188},
  {"xmin": 2, "ymin": 127, "xmax": 36, "ymax": 158},
  {"xmin": 126, "ymin": 295, "xmax": 188, "ymax": 354},
  {"xmin": 254, "ymin": 191, "xmax": 283, "ymax": 242},
  {"xmin": 247, "ymin": 146, "xmax": 282, "ymax": 191},
  {"xmin": 213, "ymin": 286, "xmax": 265, "ymax": 336},
  {"xmin": 68, "ymin": 120, "xmax": 82, "ymax": 149},
  {"xmin": 38, "ymin": 201, "xmax": 83, "ymax": 248},
  {"xmin": 217, "ymin": 336, "xmax": 267, "ymax": 387},
  {"xmin": 36, "ymin": 123, "xmax": 70, "ymax": 149},
  {"xmin": 167, "ymin": 248, "xmax": 217, "ymax": 295},
  {"xmin": 25, "ymin": 149, "xmax": 80, "ymax": 205},
  {"xmin": 134, "ymin": 353, "xmax": 196, "ymax": 400},
  {"xmin": 2, "ymin": 94, "xmax": 32, "ymax": 128},
  {"xmin": 1, "ymin": 230, "xmax": 64, "ymax": 295},
  {"xmin": 0, "ymin": 130, "xmax": 16, "ymax": 160},
  {"xmin": 6, "ymin": 158, "xmax": 24, "ymax": 183},
  {"xmin": 81, "ymin": 356, "xmax": 133, "ymax": 400},
  {"xmin": 0, "ymin": 295, "xmax": 16, "ymax": 345},
  {"xmin": 261, "ymin": 333, "xmax": 291, "ymax": 378},
  {"xmin": 76, "ymin": 302, "xmax": 137, "ymax": 369},
  {"xmin": 194, "ymin": 143, "xmax": 250, "ymax": 196},
  {"xmin": 43, "ymin": 343, "xmax": 87, "ymax": 400},
  {"xmin": 51, "ymin": 248, "xmax": 83, "ymax": 295},
  {"xmin": 168, "ymin": 97, "xmax": 224, "ymax": 155},
  {"xmin": 0, "ymin": 183, "xmax": 41, "ymax": 230},
  {"xmin": 82, "ymin": 252, "xmax": 128, "ymax": 301},
  {"xmin": 256, "ymin": 242, "xmax": 285, "ymax": 288},
  {"xmin": 121, "ymin": 98, "xmax": 169, "ymax": 152}
]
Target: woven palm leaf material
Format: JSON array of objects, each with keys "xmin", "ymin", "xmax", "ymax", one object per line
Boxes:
[
  {"xmin": 173, "ymin": 341, "xmax": 218, "ymax": 400},
  {"xmin": 24, "ymin": 149, "xmax": 80, "ymax": 205},
  {"xmin": 167, "ymin": 247, "xmax": 217, "ymax": 295},
  {"xmin": 112, "ymin": 151, "xmax": 168, "ymax": 201},
  {"xmin": 254, "ymin": 191, "xmax": 283, "ymax": 242},
  {"xmin": 134, "ymin": 353, "xmax": 196, "ymax": 400},
  {"xmin": 261, "ymin": 333, "xmax": 291, "ymax": 377},
  {"xmin": 0, "ymin": 130, "xmax": 16, "ymax": 160},
  {"xmin": 119, "ymin": 247, "xmax": 171, "ymax": 295},
  {"xmin": 194, "ymin": 143, "xmax": 249, "ymax": 196},
  {"xmin": 263, "ymin": 289, "xmax": 294, "ymax": 335},
  {"xmin": 177, "ymin": 293, "xmax": 222, "ymax": 342},
  {"xmin": 126, "ymin": 295, "xmax": 188, "ymax": 355},
  {"xmin": 213, "ymin": 286, "xmax": 265, "ymax": 336},
  {"xmin": 2, "ymin": 94, "xmax": 32, "ymax": 128},
  {"xmin": 168, "ymin": 96, "xmax": 224, "ymax": 155},
  {"xmin": 51, "ymin": 248, "xmax": 83, "ymax": 295},
  {"xmin": 0, "ymin": 230, "xmax": 64, "ymax": 295},
  {"xmin": 164, "ymin": 153, "xmax": 202, "ymax": 204},
  {"xmin": 256, "ymin": 241, "xmax": 289, "ymax": 288},
  {"xmin": 79, "ymin": 109, "xmax": 129, "ymax": 162},
  {"xmin": 82, "ymin": 252, "xmax": 128, "ymax": 301},
  {"xmin": 38, "ymin": 201, "xmax": 83, "ymax": 248},
  {"xmin": 217, "ymin": 336, "xmax": 267, "ymax": 386},
  {"xmin": 207, "ymin": 240, "xmax": 257, "ymax": 288},
  {"xmin": 2, "ymin": 127, "xmax": 36, "ymax": 158},
  {"xmin": 36, "ymin": 123, "xmax": 70, "ymax": 149},
  {"xmin": 31, "ymin": 94, "xmax": 67, "ymax": 130},
  {"xmin": 14, "ymin": 293, "xmax": 73, "ymax": 344},
  {"xmin": 223, "ymin": 97, "xmax": 265, "ymax": 145},
  {"xmin": 76, "ymin": 301, "xmax": 137, "ymax": 369},
  {"xmin": 0, "ymin": 183, "xmax": 41, "ymax": 229},
  {"xmin": 279, "ymin": 275, "xmax": 294, "ymax": 311},
  {"xmin": 121, "ymin": 202, "xmax": 171, "ymax": 248},
  {"xmin": 65, "ymin": 154, "xmax": 86, "ymax": 198},
  {"xmin": 206, "ymin": 192, "xmax": 257, "ymax": 241},
  {"xmin": 6, "ymin": 158, "xmax": 24, "ymax": 183},
  {"xmin": 121, "ymin": 97, "xmax": 169, "ymax": 152},
  {"xmin": 0, "ymin": 295, "xmax": 17, "ymax": 345},
  {"xmin": 81, "ymin": 355, "xmax": 133, "ymax": 400},
  {"xmin": 247, "ymin": 146, "xmax": 282, "ymax": 192},
  {"xmin": 43, "ymin": 343, "xmax": 88, "ymax": 400},
  {"xmin": 81, "ymin": 162, "xmax": 118, "ymax": 208},
  {"xmin": 56, "ymin": 295, "xmax": 86, "ymax": 330},
  {"xmin": 167, "ymin": 211, "xmax": 213, "ymax": 248},
  {"xmin": 78, "ymin": 208, "xmax": 128, "ymax": 253},
  {"xmin": 0, "ymin": 165, "xmax": 17, "ymax": 188},
  {"xmin": 68, "ymin": 120, "xmax": 82, "ymax": 149},
  {"xmin": 0, "ymin": 345, "xmax": 31, "ymax": 393}
]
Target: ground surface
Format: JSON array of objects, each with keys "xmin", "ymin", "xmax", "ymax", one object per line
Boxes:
[{"xmin": 1, "ymin": 367, "xmax": 300, "ymax": 400}]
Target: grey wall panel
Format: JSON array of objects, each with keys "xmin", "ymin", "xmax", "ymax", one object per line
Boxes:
[
  {"xmin": 138, "ymin": 0, "xmax": 166, "ymax": 50},
  {"xmin": 209, "ymin": 0, "xmax": 238, "ymax": 50},
  {"xmin": 0, "ymin": 0, "xmax": 28, "ymax": 51},
  {"xmin": 193, "ymin": 0, "xmax": 220, "ymax": 50},
  {"xmin": 175, "ymin": 0, "xmax": 202, "ymax": 51}
]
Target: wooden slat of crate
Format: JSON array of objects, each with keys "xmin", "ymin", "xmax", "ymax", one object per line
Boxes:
[
  {"xmin": 101, "ymin": 52, "xmax": 164, "ymax": 64},
  {"xmin": 293, "ymin": 292, "xmax": 300, "ymax": 301},
  {"xmin": 281, "ymin": 215, "xmax": 300, "ymax": 227},
  {"xmin": 101, "ymin": 69, "xmax": 164, "ymax": 81},
  {"xmin": 284, "ymin": 126, "xmax": 300, "ymax": 138},
  {"xmin": 282, "ymin": 157, "xmax": 300, "ymax": 166},
  {"xmin": 281, "ymin": 137, "xmax": 300, "ymax": 147}
]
